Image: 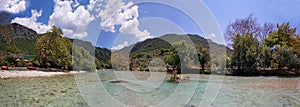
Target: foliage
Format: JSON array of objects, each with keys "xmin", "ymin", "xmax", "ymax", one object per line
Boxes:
[
  {"xmin": 172, "ymin": 40, "xmax": 197, "ymax": 68},
  {"xmin": 166, "ymin": 51, "xmax": 180, "ymax": 68},
  {"xmin": 0, "ymin": 23, "xmax": 39, "ymax": 55},
  {"xmin": 291, "ymin": 35, "xmax": 300, "ymax": 54},
  {"xmin": 35, "ymin": 26, "xmax": 72, "ymax": 68},
  {"xmin": 196, "ymin": 45, "xmax": 210, "ymax": 70},
  {"xmin": 119, "ymin": 34, "xmax": 226, "ymax": 72},
  {"xmin": 264, "ymin": 22, "xmax": 296, "ymax": 47},
  {"xmin": 260, "ymin": 46, "xmax": 272, "ymax": 68},
  {"xmin": 231, "ymin": 34, "xmax": 260, "ymax": 73},
  {"xmin": 95, "ymin": 59, "xmax": 111, "ymax": 69},
  {"xmin": 271, "ymin": 45, "xmax": 294, "ymax": 70},
  {"xmin": 111, "ymin": 53, "xmax": 130, "ymax": 70},
  {"xmin": 5, "ymin": 45, "xmax": 20, "ymax": 54},
  {"xmin": 72, "ymin": 46, "xmax": 96, "ymax": 71}
]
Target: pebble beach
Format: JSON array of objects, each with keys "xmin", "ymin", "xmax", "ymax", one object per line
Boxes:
[{"xmin": 0, "ymin": 70, "xmax": 86, "ymax": 79}]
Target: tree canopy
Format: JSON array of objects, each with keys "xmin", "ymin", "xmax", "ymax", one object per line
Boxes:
[{"xmin": 35, "ymin": 26, "xmax": 72, "ymax": 68}]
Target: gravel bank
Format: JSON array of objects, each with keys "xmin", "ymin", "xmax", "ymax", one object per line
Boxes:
[{"xmin": 0, "ymin": 70, "xmax": 86, "ymax": 79}]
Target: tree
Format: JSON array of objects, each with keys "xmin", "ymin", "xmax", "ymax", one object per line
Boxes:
[
  {"xmin": 231, "ymin": 34, "xmax": 260, "ymax": 73},
  {"xmin": 171, "ymin": 40, "xmax": 196, "ymax": 69},
  {"xmin": 262, "ymin": 23, "xmax": 298, "ymax": 70},
  {"xmin": 287, "ymin": 54, "xmax": 300, "ymax": 70},
  {"xmin": 225, "ymin": 14, "xmax": 261, "ymax": 46},
  {"xmin": 261, "ymin": 23, "xmax": 275, "ymax": 41},
  {"xmin": 245, "ymin": 44, "xmax": 260, "ymax": 72},
  {"xmin": 196, "ymin": 45, "xmax": 210, "ymax": 70},
  {"xmin": 264, "ymin": 22, "xmax": 296, "ymax": 48},
  {"xmin": 166, "ymin": 52, "xmax": 180, "ymax": 68},
  {"xmin": 260, "ymin": 46, "xmax": 272, "ymax": 69},
  {"xmin": 291, "ymin": 35, "xmax": 300, "ymax": 54},
  {"xmin": 35, "ymin": 26, "xmax": 72, "ymax": 68},
  {"xmin": 272, "ymin": 45, "xmax": 293, "ymax": 70}
]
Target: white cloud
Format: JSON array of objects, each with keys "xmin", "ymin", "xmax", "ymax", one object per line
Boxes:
[
  {"xmin": 0, "ymin": 0, "xmax": 27, "ymax": 13},
  {"xmin": 99, "ymin": 0, "xmax": 151, "ymax": 41},
  {"xmin": 87, "ymin": 0, "xmax": 103, "ymax": 12},
  {"xmin": 209, "ymin": 33, "xmax": 216, "ymax": 38},
  {"xmin": 111, "ymin": 41, "xmax": 128, "ymax": 50},
  {"xmin": 11, "ymin": 9, "xmax": 51, "ymax": 34},
  {"xmin": 49, "ymin": 0, "xmax": 95, "ymax": 38}
]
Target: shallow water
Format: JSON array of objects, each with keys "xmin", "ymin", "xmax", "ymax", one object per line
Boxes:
[{"xmin": 0, "ymin": 71, "xmax": 299, "ymax": 107}]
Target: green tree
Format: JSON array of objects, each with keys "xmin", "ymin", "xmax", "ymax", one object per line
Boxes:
[
  {"xmin": 5, "ymin": 45, "xmax": 20, "ymax": 54},
  {"xmin": 196, "ymin": 45, "xmax": 210, "ymax": 70},
  {"xmin": 245, "ymin": 44, "xmax": 260, "ymax": 72},
  {"xmin": 171, "ymin": 40, "xmax": 196, "ymax": 69},
  {"xmin": 231, "ymin": 34, "xmax": 260, "ymax": 73},
  {"xmin": 272, "ymin": 45, "xmax": 294, "ymax": 70},
  {"xmin": 263, "ymin": 22, "xmax": 298, "ymax": 70},
  {"xmin": 35, "ymin": 26, "xmax": 72, "ymax": 68},
  {"xmin": 264, "ymin": 22, "xmax": 296, "ymax": 47},
  {"xmin": 291, "ymin": 35, "xmax": 300, "ymax": 54},
  {"xmin": 260, "ymin": 46, "xmax": 272, "ymax": 69},
  {"xmin": 166, "ymin": 52, "xmax": 180, "ymax": 68}
]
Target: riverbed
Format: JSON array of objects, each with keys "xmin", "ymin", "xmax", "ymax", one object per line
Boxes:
[{"xmin": 0, "ymin": 71, "xmax": 299, "ymax": 106}]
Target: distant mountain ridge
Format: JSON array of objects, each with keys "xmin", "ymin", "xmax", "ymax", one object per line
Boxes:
[
  {"xmin": 113, "ymin": 34, "xmax": 230, "ymax": 71},
  {"xmin": 116, "ymin": 34, "xmax": 229, "ymax": 54},
  {"xmin": 0, "ymin": 23, "xmax": 111, "ymax": 63},
  {"xmin": 0, "ymin": 23, "xmax": 40, "ymax": 55},
  {"xmin": 0, "ymin": 23, "xmax": 39, "ymax": 40}
]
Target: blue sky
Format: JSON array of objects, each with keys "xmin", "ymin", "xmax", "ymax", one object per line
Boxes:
[{"xmin": 1, "ymin": 0, "xmax": 300, "ymax": 50}]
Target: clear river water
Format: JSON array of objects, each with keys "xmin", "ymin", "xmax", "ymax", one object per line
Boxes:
[{"xmin": 0, "ymin": 71, "xmax": 300, "ymax": 107}]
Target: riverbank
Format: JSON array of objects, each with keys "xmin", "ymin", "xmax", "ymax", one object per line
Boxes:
[{"xmin": 0, "ymin": 70, "xmax": 86, "ymax": 79}]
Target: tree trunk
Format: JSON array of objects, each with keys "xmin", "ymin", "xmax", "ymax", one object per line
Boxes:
[{"xmin": 201, "ymin": 64, "xmax": 205, "ymax": 70}]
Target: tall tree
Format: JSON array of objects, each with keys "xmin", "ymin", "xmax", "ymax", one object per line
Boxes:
[
  {"xmin": 196, "ymin": 45, "xmax": 210, "ymax": 70},
  {"xmin": 36, "ymin": 26, "xmax": 72, "ymax": 68},
  {"xmin": 225, "ymin": 14, "xmax": 261, "ymax": 46},
  {"xmin": 231, "ymin": 34, "xmax": 260, "ymax": 73}
]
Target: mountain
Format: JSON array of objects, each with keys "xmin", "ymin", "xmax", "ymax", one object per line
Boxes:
[
  {"xmin": 0, "ymin": 23, "xmax": 39, "ymax": 55},
  {"xmin": 114, "ymin": 34, "xmax": 231, "ymax": 71},
  {"xmin": 71, "ymin": 39, "xmax": 111, "ymax": 62},
  {"xmin": 0, "ymin": 23, "xmax": 111, "ymax": 68}
]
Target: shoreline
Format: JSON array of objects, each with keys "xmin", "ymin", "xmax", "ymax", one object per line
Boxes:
[{"xmin": 0, "ymin": 70, "xmax": 86, "ymax": 79}]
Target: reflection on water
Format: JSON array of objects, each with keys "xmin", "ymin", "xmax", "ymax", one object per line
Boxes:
[{"xmin": 0, "ymin": 71, "xmax": 299, "ymax": 106}]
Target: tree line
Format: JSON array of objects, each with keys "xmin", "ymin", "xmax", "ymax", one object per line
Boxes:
[
  {"xmin": 226, "ymin": 14, "xmax": 300, "ymax": 75},
  {"xmin": 35, "ymin": 26, "xmax": 110, "ymax": 71}
]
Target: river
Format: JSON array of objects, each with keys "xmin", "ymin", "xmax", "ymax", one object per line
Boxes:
[{"xmin": 0, "ymin": 71, "xmax": 299, "ymax": 107}]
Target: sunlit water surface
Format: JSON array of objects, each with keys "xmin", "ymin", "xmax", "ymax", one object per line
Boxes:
[{"xmin": 0, "ymin": 71, "xmax": 299, "ymax": 107}]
